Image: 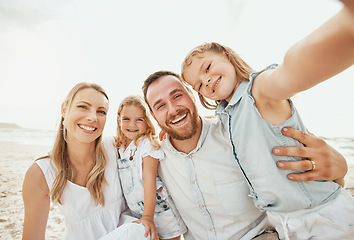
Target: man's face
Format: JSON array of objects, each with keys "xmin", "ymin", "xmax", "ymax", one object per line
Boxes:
[{"xmin": 146, "ymin": 75, "xmax": 199, "ymax": 140}]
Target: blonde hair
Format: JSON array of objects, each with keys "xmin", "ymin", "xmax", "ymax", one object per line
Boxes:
[
  {"xmin": 48, "ymin": 82, "xmax": 109, "ymax": 206},
  {"xmin": 181, "ymin": 42, "xmax": 254, "ymax": 110},
  {"xmin": 115, "ymin": 95, "xmax": 160, "ymax": 150}
]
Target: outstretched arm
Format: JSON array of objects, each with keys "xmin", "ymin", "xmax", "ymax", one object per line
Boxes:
[
  {"xmin": 22, "ymin": 163, "xmax": 50, "ymax": 240},
  {"xmin": 273, "ymin": 127, "xmax": 347, "ymax": 187},
  {"xmin": 258, "ymin": 0, "xmax": 354, "ymax": 101}
]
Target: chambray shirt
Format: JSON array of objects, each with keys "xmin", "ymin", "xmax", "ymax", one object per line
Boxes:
[
  {"xmin": 158, "ymin": 117, "xmax": 267, "ymax": 240},
  {"xmin": 215, "ymin": 64, "xmax": 341, "ymax": 213}
]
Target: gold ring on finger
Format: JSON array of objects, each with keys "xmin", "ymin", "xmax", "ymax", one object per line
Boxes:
[{"xmin": 310, "ymin": 160, "xmax": 316, "ymax": 171}]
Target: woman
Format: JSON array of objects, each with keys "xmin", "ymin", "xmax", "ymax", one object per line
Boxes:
[{"xmin": 22, "ymin": 82, "xmax": 149, "ymax": 240}]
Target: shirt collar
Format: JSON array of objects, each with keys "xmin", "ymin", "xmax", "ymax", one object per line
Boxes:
[
  {"xmin": 216, "ymin": 80, "xmax": 249, "ymax": 113},
  {"xmin": 162, "ymin": 116, "xmax": 210, "ymax": 156}
]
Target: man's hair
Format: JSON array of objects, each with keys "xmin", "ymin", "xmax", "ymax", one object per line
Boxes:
[{"xmin": 142, "ymin": 70, "xmax": 182, "ymax": 111}]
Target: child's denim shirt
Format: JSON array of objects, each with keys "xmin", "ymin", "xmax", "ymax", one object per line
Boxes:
[{"xmin": 215, "ymin": 64, "xmax": 341, "ymax": 212}]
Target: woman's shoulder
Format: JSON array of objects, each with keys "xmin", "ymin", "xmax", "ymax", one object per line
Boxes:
[{"xmin": 24, "ymin": 161, "xmax": 50, "ymax": 193}]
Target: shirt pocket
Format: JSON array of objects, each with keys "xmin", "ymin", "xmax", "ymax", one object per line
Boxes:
[{"xmin": 214, "ymin": 178, "xmax": 254, "ymax": 216}]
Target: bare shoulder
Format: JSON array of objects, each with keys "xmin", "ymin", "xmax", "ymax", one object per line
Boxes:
[
  {"xmin": 23, "ymin": 163, "xmax": 49, "ymax": 194},
  {"xmin": 251, "ymin": 70, "xmax": 291, "ymax": 125}
]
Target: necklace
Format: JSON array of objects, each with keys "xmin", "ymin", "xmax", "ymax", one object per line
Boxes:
[{"xmin": 129, "ymin": 148, "xmax": 137, "ymax": 161}]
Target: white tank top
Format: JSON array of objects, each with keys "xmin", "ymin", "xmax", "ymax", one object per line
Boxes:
[{"xmin": 36, "ymin": 137, "xmax": 130, "ymax": 240}]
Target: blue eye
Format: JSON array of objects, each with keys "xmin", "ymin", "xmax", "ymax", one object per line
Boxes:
[{"xmin": 98, "ymin": 110, "xmax": 106, "ymax": 115}]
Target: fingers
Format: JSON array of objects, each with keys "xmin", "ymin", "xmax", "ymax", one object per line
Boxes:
[
  {"xmin": 279, "ymin": 127, "xmax": 310, "ymax": 145},
  {"xmin": 273, "ymin": 146, "xmax": 309, "ymax": 158},
  {"xmin": 274, "ymin": 127, "xmax": 348, "ymax": 183},
  {"xmin": 287, "ymin": 171, "xmax": 318, "ymax": 182},
  {"xmin": 159, "ymin": 130, "xmax": 167, "ymax": 141},
  {"xmin": 276, "ymin": 159, "xmax": 313, "ymax": 171}
]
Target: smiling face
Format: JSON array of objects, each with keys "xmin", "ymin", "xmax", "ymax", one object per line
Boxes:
[
  {"xmin": 183, "ymin": 51, "xmax": 237, "ymax": 102},
  {"xmin": 62, "ymin": 88, "xmax": 109, "ymax": 145},
  {"xmin": 146, "ymin": 75, "xmax": 200, "ymax": 141},
  {"xmin": 118, "ymin": 105, "xmax": 147, "ymax": 145}
]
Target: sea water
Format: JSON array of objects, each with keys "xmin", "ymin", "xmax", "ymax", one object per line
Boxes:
[
  {"xmin": 0, "ymin": 127, "xmax": 353, "ymax": 165},
  {"xmin": 0, "ymin": 127, "xmax": 56, "ymax": 147}
]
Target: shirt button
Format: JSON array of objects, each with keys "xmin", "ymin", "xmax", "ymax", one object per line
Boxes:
[
  {"xmin": 208, "ymin": 227, "xmax": 213, "ymax": 232},
  {"xmin": 163, "ymin": 205, "xmax": 168, "ymax": 208},
  {"xmin": 199, "ymin": 205, "xmax": 204, "ymax": 209},
  {"xmin": 157, "ymin": 195, "xmax": 161, "ymax": 200},
  {"xmin": 191, "ymin": 180, "xmax": 195, "ymax": 184}
]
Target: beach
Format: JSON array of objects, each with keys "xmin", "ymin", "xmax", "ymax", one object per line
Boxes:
[
  {"xmin": 0, "ymin": 133, "xmax": 353, "ymax": 239},
  {"xmin": 0, "ymin": 142, "xmax": 64, "ymax": 239}
]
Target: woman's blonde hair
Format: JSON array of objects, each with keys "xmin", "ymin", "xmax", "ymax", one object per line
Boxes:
[
  {"xmin": 47, "ymin": 82, "xmax": 109, "ymax": 206},
  {"xmin": 181, "ymin": 42, "xmax": 254, "ymax": 110},
  {"xmin": 115, "ymin": 95, "xmax": 160, "ymax": 150}
]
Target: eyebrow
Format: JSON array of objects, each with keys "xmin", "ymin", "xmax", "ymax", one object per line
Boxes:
[{"xmin": 77, "ymin": 101, "xmax": 108, "ymax": 110}]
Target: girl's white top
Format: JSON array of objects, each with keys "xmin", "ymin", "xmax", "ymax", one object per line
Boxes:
[
  {"xmin": 36, "ymin": 137, "xmax": 134, "ymax": 240},
  {"xmin": 118, "ymin": 138, "xmax": 165, "ymax": 189}
]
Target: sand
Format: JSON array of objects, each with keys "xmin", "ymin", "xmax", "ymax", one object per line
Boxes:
[
  {"xmin": 0, "ymin": 141, "xmax": 353, "ymax": 240},
  {"xmin": 0, "ymin": 142, "xmax": 64, "ymax": 240}
]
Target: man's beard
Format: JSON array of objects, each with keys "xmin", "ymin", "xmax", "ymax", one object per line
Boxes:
[{"xmin": 160, "ymin": 106, "xmax": 199, "ymax": 141}]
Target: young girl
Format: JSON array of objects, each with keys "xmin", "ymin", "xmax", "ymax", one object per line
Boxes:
[
  {"xmin": 181, "ymin": 1, "xmax": 354, "ymax": 240},
  {"xmin": 115, "ymin": 95, "xmax": 186, "ymax": 240}
]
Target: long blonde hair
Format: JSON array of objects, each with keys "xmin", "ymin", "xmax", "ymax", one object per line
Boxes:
[
  {"xmin": 47, "ymin": 82, "xmax": 109, "ymax": 206},
  {"xmin": 181, "ymin": 42, "xmax": 254, "ymax": 110},
  {"xmin": 115, "ymin": 95, "xmax": 160, "ymax": 150}
]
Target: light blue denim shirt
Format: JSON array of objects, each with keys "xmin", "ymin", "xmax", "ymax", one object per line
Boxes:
[
  {"xmin": 159, "ymin": 117, "xmax": 267, "ymax": 240},
  {"xmin": 215, "ymin": 64, "xmax": 341, "ymax": 212}
]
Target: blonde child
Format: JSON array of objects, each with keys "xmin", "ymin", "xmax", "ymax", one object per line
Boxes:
[
  {"xmin": 181, "ymin": 1, "xmax": 354, "ymax": 239},
  {"xmin": 115, "ymin": 95, "xmax": 186, "ymax": 240}
]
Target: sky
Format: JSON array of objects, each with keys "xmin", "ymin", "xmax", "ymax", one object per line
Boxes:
[{"xmin": 0, "ymin": 0, "xmax": 353, "ymax": 138}]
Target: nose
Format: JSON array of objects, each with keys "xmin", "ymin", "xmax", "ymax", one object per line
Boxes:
[
  {"xmin": 202, "ymin": 75, "xmax": 211, "ymax": 88},
  {"xmin": 87, "ymin": 110, "xmax": 97, "ymax": 122},
  {"xmin": 166, "ymin": 101, "xmax": 180, "ymax": 117}
]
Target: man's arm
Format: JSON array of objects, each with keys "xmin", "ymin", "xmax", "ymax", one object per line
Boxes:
[{"xmin": 273, "ymin": 127, "xmax": 347, "ymax": 187}]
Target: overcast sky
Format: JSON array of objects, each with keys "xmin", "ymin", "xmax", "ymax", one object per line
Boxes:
[{"xmin": 0, "ymin": 0, "xmax": 353, "ymax": 138}]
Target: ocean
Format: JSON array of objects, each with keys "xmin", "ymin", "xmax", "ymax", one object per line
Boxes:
[{"xmin": 0, "ymin": 127, "xmax": 353, "ymax": 165}]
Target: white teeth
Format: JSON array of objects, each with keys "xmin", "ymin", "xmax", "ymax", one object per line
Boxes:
[
  {"xmin": 171, "ymin": 114, "xmax": 187, "ymax": 124},
  {"xmin": 80, "ymin": 125, "xmax": 96, "ymax": 131}
]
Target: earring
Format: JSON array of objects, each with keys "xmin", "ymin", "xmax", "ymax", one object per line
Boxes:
[{"xmin": 62, "ymin": 119, "xmax": 67, "ymax": 142}]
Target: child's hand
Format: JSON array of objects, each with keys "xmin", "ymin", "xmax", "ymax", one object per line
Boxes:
[
  {"xmin": 159, "ymin": 130, "xmax": 167, "ymax": 141},
  {"xmin": 133, "ymin": 216, "xmax": 159, "ymax": 240}
]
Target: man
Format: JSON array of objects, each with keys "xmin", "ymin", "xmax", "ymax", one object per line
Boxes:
[{"xmin": 142, "ymin": 71, "xmax": 347, "ymax": 240}]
